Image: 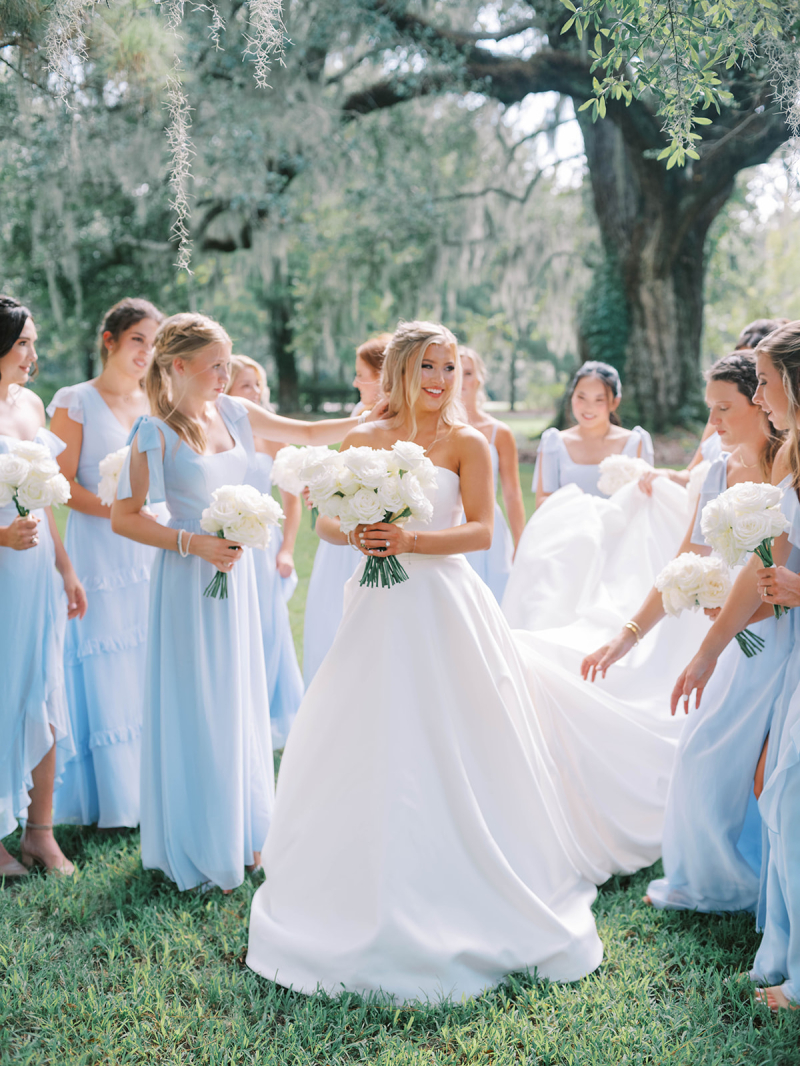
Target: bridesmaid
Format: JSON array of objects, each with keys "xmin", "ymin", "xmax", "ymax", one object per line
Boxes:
[
  {"xmin": 502, "ymin": 361, "xmax": 657, "ymax": 632},
  {"xmin": 49, "ymin": 297, "xmax": 164, "ymax": 829},
  {"xmin": 741, "ymin": 322, "xmax": 800, "ymax": 1011},
  {"xmin": 531, "ymin": 361, "xmax": 653, "ymax": 504},
  {"xmin": 302, "ymin": 333, "xmax": 391, "ymax": 685},
  {"xmin": 582, "ymin": 351, "xmax": 785, "ymax": 912},
  {"xmin": 111, "ymin": 313, "xmax": 387, "ymax": 892},
  {"xmin": 459, "ymin": 346, "xmax": 524, "ymax": 601},
  {"xmin": 0, "ymin": 295, "xmax": 86, "ymax": 876},
  {"xmin": 226, "ymin": 354, "xmax": 303, "ymax": 750}
]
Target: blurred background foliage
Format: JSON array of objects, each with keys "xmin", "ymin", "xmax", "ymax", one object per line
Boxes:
[{"xmin": 1, "ymin": 0, "xmax": 799, "ymax": 422}]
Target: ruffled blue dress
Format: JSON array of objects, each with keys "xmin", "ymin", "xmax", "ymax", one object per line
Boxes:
[
  {"xmin": 750, "ymin": 486, "xmax": 800, "ymax": 999},
  {"xmin": 646, "ymin": 458, "xmax": 794, "ymax": 912},
  {"xmin": 0, "ymin": 428, "xmax": 74, "ymax": 837},
  {"xmin": 118, "ymin": 395, "xmax": 274, "ymax": 891},
  {"xmin": 465, "ymin": 423, "xmax": 514, "ymax": 602},
  {"xmin": 531, "ymin": 426, "xmax": 655, "ymax": 497},
  {"xmin": 246, "ymin": 449, "xmax": 304, "ymax": 749},
  {"xmin": 48, "ymin": 382, "xmax": 157, "ymax": 828}
]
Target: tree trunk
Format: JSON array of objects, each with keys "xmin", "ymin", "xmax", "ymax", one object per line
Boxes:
[
  {"xmin": 265, "ymin": 259, "xmax": 299, "ymax": 412},
  {"xmin": 578, "ymin": 113, "xmax": 732, "ymax": 430}
]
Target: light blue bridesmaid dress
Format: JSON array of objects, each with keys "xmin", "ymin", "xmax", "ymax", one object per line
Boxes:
[
  {"xmin": 302, "ymin": 539, "xmax": 361, "ymax": 686},
  {"xmin": 48, "ymin": 382, "xmax": 157, "ymax": 828},
  {"xmin": 464, "ymin": 422, "xmax": 514, "ymax": 602},
  {"xmin": 532, "ymin": 426, "xmax": 655, "ymax": 497},
  {"xmin": 646, "ymin": 458, "xmax": 795, "ymax": 912},
  {"xmin": 750, "ymin": 486, "xmax": 800, "ymax": 998},
  {"xmin": 245, "ymin": 448, "xmax": 304, "ymax": 749},
  {"xmin": 118, "ymin": 395, "xmax": 274, "ymax": 891},
  {"xmin": 0, "ymin": 428, "xmax": 74, "ymax": 837}
]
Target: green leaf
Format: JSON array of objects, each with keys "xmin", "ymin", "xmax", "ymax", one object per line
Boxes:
[
  {"xmin": 577, "ymin": 99, "xmax": 596, "ymax": 112},
  {"xmin": 657, "ymin": 146, "xmax": 672, "ymax": 160},
  {"xmin": 686, "ymin": 149, "xmax": 700, "ymax": 160},
  {"xmin": 561, "ymin": 16, "xmax": 576, "ymax": 33},
  {"xmin": 561, "ymin": 0, "xmax": 577, "ymax": 10},
  {"xmin": 693, "ymin": 115, "xmax": 712, "ymax": 125}
]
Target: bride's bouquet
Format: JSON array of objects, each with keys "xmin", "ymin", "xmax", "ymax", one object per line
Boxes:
[
  {"xmin": 655, "ymin": 552, "xmax": 765, "ymax": 657},
  {"xmin": 272, "ymin": 444, "xmax": 334, "ymax": 528},
  {"xmin": 97, "ymin": 446, "xmax": 130, "ymax": 507},
  {"xmin": 597, "ymin": 454, "xmax": 652, "ymax": 496},
  {"xmin": 276, "ymin": 441, "xmax": 436, "ymax": 589},
  {"xmin": 700, "ymin": 482, "xmax": 791, "ymax": 617},
  {"xmin": 0, "ymin": 440, "xmax": 70, "ymax": 516},
  {"xmin": 200, "ymin": 484, "xmax": 284, "ymax": 599}
]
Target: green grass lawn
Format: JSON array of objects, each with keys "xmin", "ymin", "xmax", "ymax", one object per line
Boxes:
[{"xmin": 24, "ymin": 467, "xmax": 800, "ymax": 1063}]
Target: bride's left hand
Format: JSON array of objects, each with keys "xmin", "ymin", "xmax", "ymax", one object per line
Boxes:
[{"xmin": 357, "ymin": 522, "xmax": 413, "ymax": 557}]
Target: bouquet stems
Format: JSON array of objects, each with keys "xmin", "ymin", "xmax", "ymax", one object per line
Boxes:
[
  {"xmin": 359, "ymin": 509, "xmax": 412, "ymax": 590},
  {"xmin": 754, "ymin": 540, "xmax": 790, "ymax": 618},
  {"xmin": 734, "ymin": 628, "xmax": 766, "ymax": 658},
  {"xmin": 203, "ymin": 531, "xmax": 229, "ymax": 599}
]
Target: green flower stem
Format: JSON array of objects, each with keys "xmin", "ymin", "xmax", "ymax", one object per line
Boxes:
[
  {"xmin": 358, "ymin": 510, "xmax": 412, "ymax": 590},
  {"xmin": 754, "ymin": 539, "xmax": 790, "ymax": 618},
  {"xmin": 13, "ymin": 493, "xmax": 29, "ymax": 518},
  {"xmin": 734, "ymin": 628, "xmax": 766, "ymax": 658},
  {"xmin": 203, "ymin": 530, "xmax": 229, "ymax": 599}
]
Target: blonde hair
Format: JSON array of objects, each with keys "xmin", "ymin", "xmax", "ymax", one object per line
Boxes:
[
  {"xmin": 756, "ymin": 321, "xmax": 800, "ymax": 487},
  {"xmin": 458, "ymin": 345, "xmax": 488, "ymax": 409},
  {"xmin": 227, "ymin": 354, "xmax": 270, "ymax": 405},
  {"xmin": 382, "ymin": 320, "xmax": 463, "ymax": 439},
  {"xmin": 147, "ymin": 312, "xmax": 231, "ymax": 452}
]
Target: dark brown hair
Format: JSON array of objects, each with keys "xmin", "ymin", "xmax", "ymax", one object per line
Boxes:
[
  {"xmin": 99, "ymin": 297, "xmax": 164, "ymax": 365},
  {"xmin": 0, "ymin": 295, "xmax": 36, "ymax": 380},
  {"xmin": 356, "ymin": 333, "xmax": 393, "ymax": 374},
  {"xmin": 735, "ymin": 318, "xmax": 789, "ymax": 352},
  {"xmin": 705, "ymin": 350, "xmax": 783, "ymax": 479}
]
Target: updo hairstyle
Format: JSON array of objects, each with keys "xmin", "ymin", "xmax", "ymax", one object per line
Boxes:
[{"xmin": 705, "ymin": 350, "xmax": 783, "ymax": 478}]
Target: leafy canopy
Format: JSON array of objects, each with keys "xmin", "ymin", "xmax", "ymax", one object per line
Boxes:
[{"xmin": 562, "ymin": 0, "xmax": 800, "ymax": 166}]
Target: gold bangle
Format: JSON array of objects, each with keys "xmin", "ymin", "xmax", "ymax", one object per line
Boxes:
[{"xmin": 624, "ymin": 620, "xmax": 643, "ymax": 644}]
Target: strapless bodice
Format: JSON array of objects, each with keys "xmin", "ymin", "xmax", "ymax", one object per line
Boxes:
[{"xmin": 406, "ymin": 467, "xmax": 464, "ymax": 533}]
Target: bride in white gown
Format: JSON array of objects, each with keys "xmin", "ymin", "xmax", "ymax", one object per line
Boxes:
[{"xmin": 247, "ymin": 321, "xmax": 603, "ymax": 1002}]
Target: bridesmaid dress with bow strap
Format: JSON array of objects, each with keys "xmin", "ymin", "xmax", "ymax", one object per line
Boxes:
[{"xmin": 117, "ymin": 395, "xmax": 274, "ymax": 891}]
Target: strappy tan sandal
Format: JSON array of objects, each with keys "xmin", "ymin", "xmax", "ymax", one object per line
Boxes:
[{"xmin": 20, "ymin": 823, "xmax": 75, "ymax": 876}]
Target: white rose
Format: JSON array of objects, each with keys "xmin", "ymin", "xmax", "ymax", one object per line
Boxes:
[
  {"xmin": 335, "ymin": 466, "xmax": 361, "ymax": 497},
  {"xmin": 414, "ymin": 459, "xmax": 438, "ymax": 493},
  {"xmin": 0, "ymin": 453, "xmax": 32, "ymax": 488},
  {"xmin": 727, "ymin": 481, "xmax": 782, "ymax": 513},
  {"xmin": 377, "ymin": 474, "xmax": 405, "ymax": 513},
  {"xmin": 597, "ymin": 455, "xmax": 650, "ymax": 496},
  {"xmin": 348, "ymin": 486, "xmax": 387, "ymax": 526},
  {"xmin": 0, "ymin": 480, "xmax": 13, "ymax": 507},
  {"xmin": 251, "ymin": 494, "xmax": 284, "ymax": 527},
  {"xmin": 298, "ymin": 447, "xmax": 341, "ymax": 486},
  {"xmin": 697, "ymin": 563, "xmax": 731, "ymax": 609},
  {"xmin": 16, "ymin": 472, "xmax": 58, "ymax": 510},
  {"xmin": 714, "ymin": 527, "xmax": 746, "ymax": 568},
  {"xmin": 225, "ymin": 513, "xmax": 271, "ymax": 549},
  {"xmin": 306, "ymin": 465, "xmax": 340, "ymax": 503},
  {"xmin": 11, "ymin": 441, "xmax": 53, "ymax": 466},
  {"xmin": 391, "ymin": 440, "xmax": 427, "ymax": 473},
  {"xmin": 700, "ymin": 497, "xmax": 734, "ymax": 542},
  {"xmin": 342, "ymin": 447, "xmax": 391, "ymax": 489},
  {"xmin": 98, "ymin": 447, "xmax": 129, "ymax": 479},
  {"xmin": 336, "ymin": 496, "xmax": 359, "ymax": 533},
  {"xmin": 731, "ymin": 510, "xmax": 778, "ymax": 552},
  {"xmin": 661, "ymin": 586, "xmax": 695, "ymax": 617},
  {"xmin": 48, "ymin": 473, "xmax": 71, "ymax": 507},
  {"xmin": 398, "ymin": 471, "xmax": 429, "ymax": 516},
  {"xmin": 97, "ymin": 476, "xmax": 118, "ymax": 508},
  {"xmin": 271, "ymin": 447, "xmax": 307, "ymax": 495}
]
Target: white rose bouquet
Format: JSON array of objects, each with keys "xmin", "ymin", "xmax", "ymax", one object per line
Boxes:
[
  {"xmin": 700, "ymin": 482, "xmax": 791, "ymax": 617},
  {"xmin": 655, "ymin": 552, "xmax": 765, "ymax": 657},
  {"xmin": 597, "ymin": 454, "xmax": 652, "ymax": 496},
  {"xmin": 200, "ymin": 484, "xmax": 285, "ymax": 599},
  {"xmin": 97, "ymin": 446, "xmax": 130, "ymax": 507},
  {"xmin": 0, "ymin": 440, "xmax": 70, "ymax": 516}
]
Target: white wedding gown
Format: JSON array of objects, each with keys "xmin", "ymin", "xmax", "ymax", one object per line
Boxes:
[
  {"xmin": 247, "ymin": 467, "xmax": 603, "ymax": 1002},
  {"xmin": 503, "ymin": 476, "xmax": 711, "ymax": 877}
]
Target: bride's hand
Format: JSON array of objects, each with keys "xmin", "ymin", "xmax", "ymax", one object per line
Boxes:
[
  {"xmin": 670, "ymin": 651, "xmax": 717, "ymax": 716},
  {"xmin": 580, "ymin": 628, "xmax": 637, "ymax": 681},
  {"xmin": 358, "ymin": 522, "xmax": 413, "ymax": 557},
  {"xmin": 189, "ymin": 534, "xmax": 244, "ymax": 572}
]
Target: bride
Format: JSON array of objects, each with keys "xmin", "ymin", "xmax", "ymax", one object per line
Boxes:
[{"xmin": 247, "ymin": 321, "xmax": 603, "ymax": 1002}]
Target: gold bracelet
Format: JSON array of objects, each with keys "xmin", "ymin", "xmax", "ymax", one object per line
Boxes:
[{"xmin": 624, "ymin": 620, "xmax": 643, "ymax": 644}]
